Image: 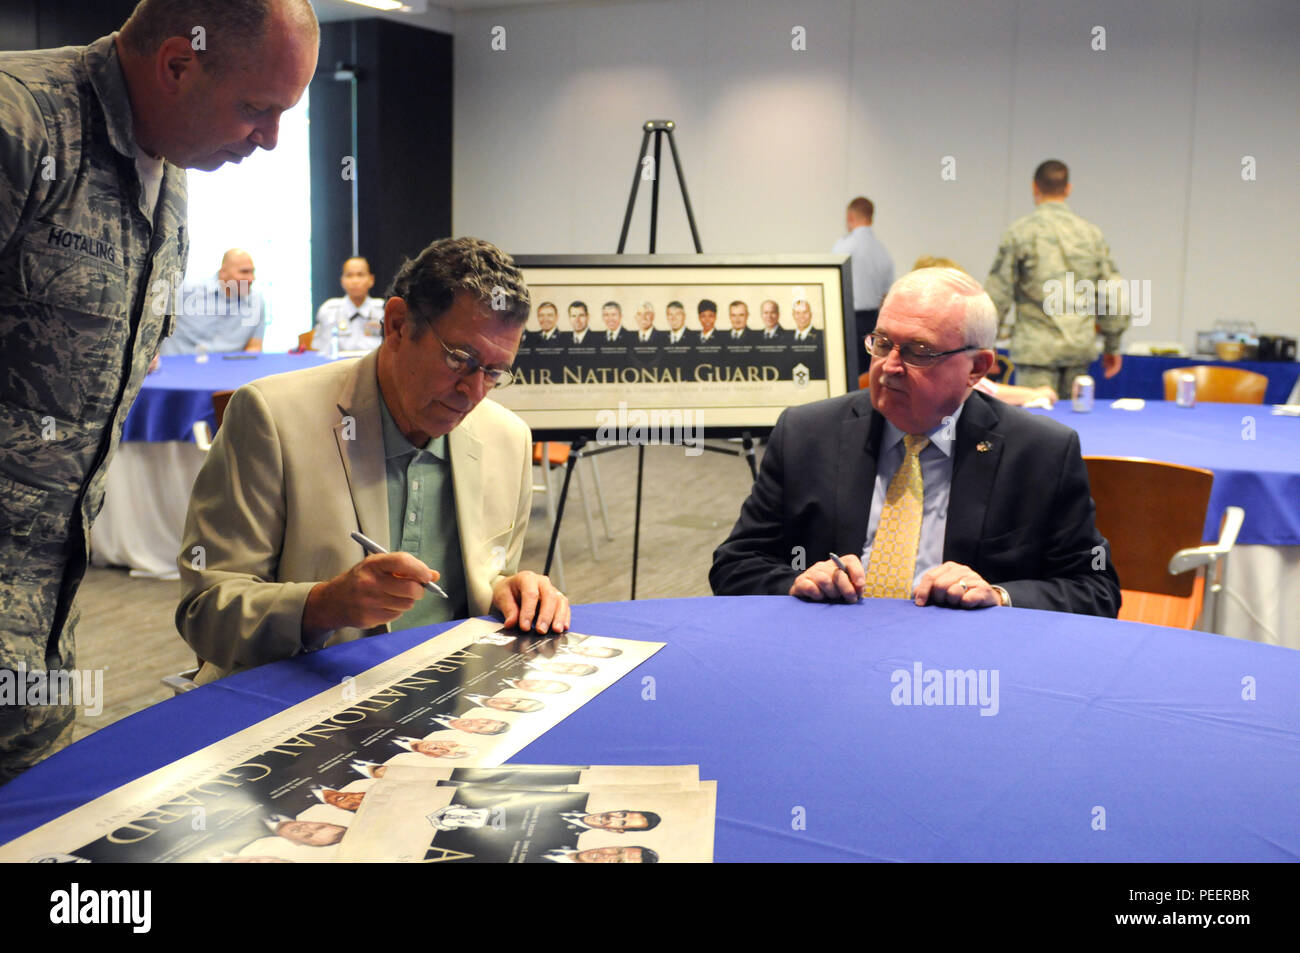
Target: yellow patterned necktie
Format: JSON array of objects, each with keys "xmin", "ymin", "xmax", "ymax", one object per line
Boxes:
[{"xmin": 863, "ymin": 434, "xmax": 930, "ymax": 599}]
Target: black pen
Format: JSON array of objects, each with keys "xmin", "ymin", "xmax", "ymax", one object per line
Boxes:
[{"xmin": 350, "ymin": 531, "xmax": 449, "ymax": 599}]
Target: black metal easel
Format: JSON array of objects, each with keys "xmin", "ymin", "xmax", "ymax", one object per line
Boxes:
[{"xmin": 542, "ymin": 120, "xmax": 758, "ymax": 600}]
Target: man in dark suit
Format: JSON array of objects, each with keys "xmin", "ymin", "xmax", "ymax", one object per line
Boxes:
[
  {"xmin": 724, "ymin": 300, "xmax": 758, "ymax": 346},
  {"xmin": 632, "ymin": 301, "xmax": 665, "ymax": 346},
  {"xmin": 664, "ymin": 300, "xmax": 697, "ymax": 346},
  {"xmin": 790, "ymin": 298, "xmax": 822, "ymax": 347},
  {"xmin": 598, "ymin": 301, "xmax": 629, "ymax": 345},
  {"xmin": 524, "ymin": 301, "xmax": 562, "ymax": 345},
  {"xmin": 565, "ymin": 300, "xmax": 594, "ymax": 347},
  {"xmin": 758, "ymin": 299, "xmax": 789, "ymax": 343},
  {"xmin": 710, "ymin": 267, "xmax": 1120, "ymax": 616}
]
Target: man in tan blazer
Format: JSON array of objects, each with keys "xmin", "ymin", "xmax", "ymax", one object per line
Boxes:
[{"xmin": 177, "ymin": 238, "xmax": 568, "ymax": 682}]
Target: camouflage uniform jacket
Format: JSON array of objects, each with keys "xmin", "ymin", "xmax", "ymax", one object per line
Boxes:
[
  {"xmin": 984, "ymin": 201, "xmax": 1128, "ymax": 367},
  {"xmin": 0, "ymin": 33, "xmax": 188, "ymax": 671}
]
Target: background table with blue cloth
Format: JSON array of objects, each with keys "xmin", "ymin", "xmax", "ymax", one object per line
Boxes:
[
  {"xmin": 2, "ymin": 597, "xmax": 1296, "ymax": 862},
  {"xmin": 1068, "ymin": 354, "xmax": 1300, "ymax": 405},
  {"xmin": 122, "ymin": 352, "xmax": 333, "ymax": 442},
  {"xmin": 91, "ymin": 353, "xmax": 338, "ymax": 577},
  {"xmin": 1028, "ymin": 400, "xmax": 1300, "ymax": 650}
]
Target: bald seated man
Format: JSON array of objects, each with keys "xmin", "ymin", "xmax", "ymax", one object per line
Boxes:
[
  {"xmin": 160, "ymin": 248, "xmax": 267, "ymax": 354},
  {"xmin": 710, "ymin": 267, "xmax": 1120, "ymax": 616}
]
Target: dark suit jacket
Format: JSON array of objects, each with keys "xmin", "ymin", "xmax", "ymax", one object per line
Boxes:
[
  {"xmin": 756, "ymin": 327, "xmax": 791, "ymax": 344},
  {"xmin": 630, "ymin": 329, "xmax": 666, "ymax": 346},
  {"xmin": 566, "ymin": 330, "xmax": 596, "ymax": 347},
  {"xmin": 789, "ymin": 327, "xmax": 822, "ymax": 347},
  {"xmin": 709, "ymin": 390, "xmax": 1120, "ymax": 616},
  {"xmin": 524, "ymin": 329, "xmax": 562, "ymax": 346},
  {"xmin": 663, "ymin": 329, "xmax": 697, "ymax": 347},
  {"xmin": 723, "ymin": 328, "xmax": 759, "ymax": 346}
]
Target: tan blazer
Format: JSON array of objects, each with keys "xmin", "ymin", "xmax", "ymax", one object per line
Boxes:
[{"xmin": 176, "ymin": 350, "xmax": 532, "ymax": 682}]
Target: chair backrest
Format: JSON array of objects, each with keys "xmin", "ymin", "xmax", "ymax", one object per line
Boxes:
[
  {"xmin": 297, "ymin": 330, "xmax": 315, "ymax": 352},
  {"xmin": 1162, "ymin": 365, "xmax": 1267, "ymax": 404},
  {"xmin": 212, "ymin": 389, "xmax": 235, "ymax": 430},
  {"xmin": 1083, "ymin": 456, "xmax": 1213, "ymax": 597}
]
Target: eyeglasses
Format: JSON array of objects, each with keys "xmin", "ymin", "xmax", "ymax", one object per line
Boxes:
[
  {"xmin": 432, "ymin": 329, "xmax": 515, "ymax": 388},
  {"xmin": 866, "ymin": 333, "xmax": 976, "ymax": 368}
]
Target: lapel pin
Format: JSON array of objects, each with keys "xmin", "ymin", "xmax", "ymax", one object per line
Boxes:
[{"xmin": 976, "ymin": 440, "xmax": 992, "ymax": 453}]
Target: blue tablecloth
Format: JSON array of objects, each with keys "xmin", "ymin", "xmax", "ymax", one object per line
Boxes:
[
  {"xmin": 1030, "ymin": 400, "xmax": 1300, "ymax": 547},
  {"xmin": 2, "ymin": 597, "xmax": 1297, "ymax": 861},
  {"xmin": 123, "ymin": 353, "xmax": 336, "ymax": 442},
  {"xmin": 1076, "ymin": 354, "xmax": 1300, "ymax": 405}
]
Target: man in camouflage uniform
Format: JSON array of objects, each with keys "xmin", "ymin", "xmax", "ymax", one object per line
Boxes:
[
  {"xmin": 984, "ymin": 159, "xmax": 1130, "ymax": 397},
  {"xmin": 0, "ymin": 0, "xmax": 318, "ymax": 783}
]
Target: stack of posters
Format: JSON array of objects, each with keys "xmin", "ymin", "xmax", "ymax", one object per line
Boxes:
[
  {"xmin": 333, "ymin": 764, "xmax": 715, "ymax": 863},
  {"xmin": 0, "ymin": 619, "xmax": 714, "ymax": 863}
]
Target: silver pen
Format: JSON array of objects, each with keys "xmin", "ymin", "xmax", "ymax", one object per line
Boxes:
[
  {"xmin": 350, "ymin": 530, "xmax": 449, "ymax": 599},
  {"xmin": 828, "ymin": 552, "xmax": 865, "ymax": 597}
]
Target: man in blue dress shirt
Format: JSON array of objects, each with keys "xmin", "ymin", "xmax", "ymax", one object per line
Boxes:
[
  {"xmin": 832, "ymin": 196, "xmax": 895, "ymax": 352},
  {"xmin": 161, "ymin": 248, "xmax": 267, "ymax": 354}
]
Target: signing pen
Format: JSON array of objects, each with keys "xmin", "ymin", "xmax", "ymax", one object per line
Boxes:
[
  {"xmin": 828, "ymin": 552, "xmax": 865, "ymax": 597},
  {"xmin": 350, "ymin": 530, "xmax": 449, "ymax": 599}
]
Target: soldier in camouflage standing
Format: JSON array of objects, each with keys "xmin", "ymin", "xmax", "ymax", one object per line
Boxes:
[
  {"xmin": 984, "ymin": 160, "xmax": 1130, "ymax": 397},
  {"xmin": 0, "ymin": 0, "xmax": 318, "ymax": 783}
]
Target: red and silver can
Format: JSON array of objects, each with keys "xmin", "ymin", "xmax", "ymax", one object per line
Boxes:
[
  {"xmin": 1071, "ymin": 374, "xmax": 1095, "ymax": 412},
  {"xmin": 1176, "ymin": 372, "xmax": 1196, "ymax": 407}
]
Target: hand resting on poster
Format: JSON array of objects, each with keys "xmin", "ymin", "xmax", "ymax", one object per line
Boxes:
[{"xmin": 303, "ymin": 554, "xmax": 570, "ymax": 636}]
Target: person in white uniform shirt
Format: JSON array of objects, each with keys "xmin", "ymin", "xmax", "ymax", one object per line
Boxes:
[{"xmin": 313, "ymin": 256, "xmax": 385, "ymax": 354}]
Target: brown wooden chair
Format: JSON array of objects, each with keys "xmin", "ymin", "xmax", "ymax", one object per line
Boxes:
[
  {"xmin": 297, "ymin": 329, "xmax": 315, "ymax": 352},
  {"xmin": 1161, "ymin": 365, "xmax": 1267, "ymax": 404},
  {"xmin": 1084, "ymin": 456, "xmax": 1243, "ymax": 630},
  {"xmin": 192, "ymin": 389, "xmax": 236, "ymax": 452}
]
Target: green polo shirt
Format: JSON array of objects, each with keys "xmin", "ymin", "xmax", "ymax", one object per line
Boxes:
[{"xmin": 378, "ymin": 397, "xmax": 468, "ymax": 630}]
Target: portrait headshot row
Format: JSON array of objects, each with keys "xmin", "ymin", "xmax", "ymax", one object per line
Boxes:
[
  {"xmin": 220, "ymin": 637, "xmax": 627, "ymax": 862},
  {"xmin": 521, "ymin": 296, "xmax": 826, "ymax": 348}
]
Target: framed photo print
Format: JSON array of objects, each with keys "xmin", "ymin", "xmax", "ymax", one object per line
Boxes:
[{"xmin": 494, "ymin": 254, "xmax": 856, "ymax": 438}]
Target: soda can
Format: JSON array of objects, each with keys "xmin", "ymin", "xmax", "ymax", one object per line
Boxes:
[
  {"xmin": 1176, "ymin": 372, "xmax": 1196, "ymax": 408},
  {"xmin": 1071, "ymin": 374, "xmax": 1095, "ymax": 412}
]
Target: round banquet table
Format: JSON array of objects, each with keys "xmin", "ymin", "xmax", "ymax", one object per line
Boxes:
[
  {"xmin": 90, "ymin": 352, "xmax": 338, "ymax": 576},
  {"xmin": 1027, "ymin": 399, "xmax": 1300, "ymax": 650},
  {"xmin": 1077, "ymin": 354, "xmax": 1300, "ymax": 407},
  {"xmin": 125, "ymin": 352, "xmax": 336, "ymax": 442},
  {"xmin": 2, "ymin": 597, "xmax": 1297, "ymax": 862}
]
